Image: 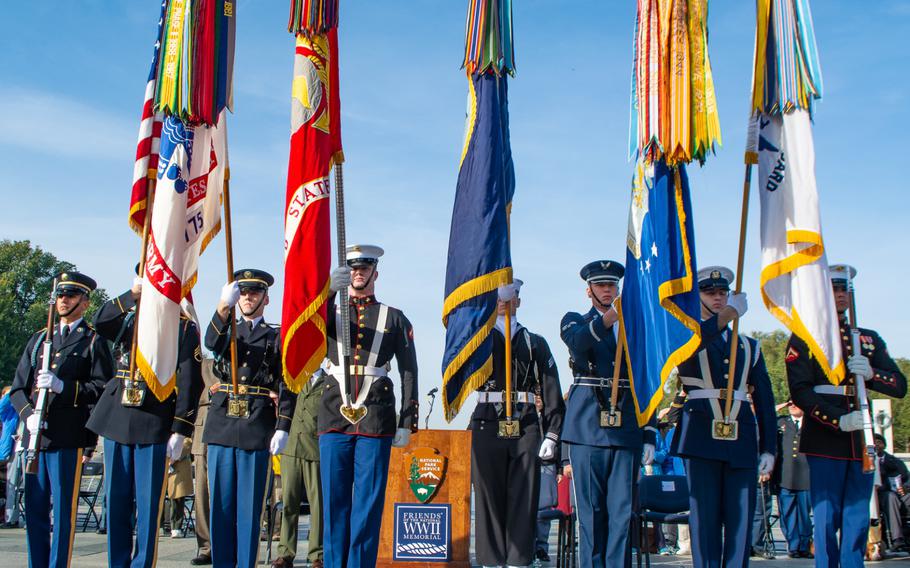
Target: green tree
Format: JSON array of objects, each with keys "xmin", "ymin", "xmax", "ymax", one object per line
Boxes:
[{"xmin": 0, "ymin": 240, "xmax": 108, "ymax": 384}]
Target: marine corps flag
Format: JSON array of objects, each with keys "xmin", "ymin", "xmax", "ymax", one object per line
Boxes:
[
  {"xmin": 281, "ymin": 16, "xmax": 343, "ymax": 393},
  {"xmin": 752, "ymin": 0, "xmax": 843, "ymax": 383},
  {"xmin": 441, "ymin": 0, "xmax": 515, "ymax": 421}
]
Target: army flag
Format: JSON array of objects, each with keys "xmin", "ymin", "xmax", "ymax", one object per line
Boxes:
[
  {"xmin": 616, "ymin": 160, "xmax": 702, "ymax": 425},
  {"xmin": 752, "ymin": 0, "xmax": 843, "ymax": 384},
  {"xmin": 281, "ymin": 28, "xmax": 343, "ymax": 394}
]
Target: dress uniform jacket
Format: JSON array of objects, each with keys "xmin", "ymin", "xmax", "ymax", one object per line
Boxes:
[
  {"xmin": 787, "ymin": 323, "xmax": 907, "ymax": 460},
  {"xmin": 319, "ymin": 295, "xmax": 418, "ymax": 436},
  {"xmin": 11, "ymin": 320, "xmax": 112, "ymax": 449},
  {"xmin": 88, "ymin": 291, "xmax": 202, "ymax": 444},
  {"xmin": 671, "ymin": 330, "xmax": 777, "ymax": 468},
  {"xmin": 203, "ymin": 314, "xmax": 296, "ymax": 450},
  {"xmin": 776, "ymin": 416, "xmax": 810, "ymax": 491}
]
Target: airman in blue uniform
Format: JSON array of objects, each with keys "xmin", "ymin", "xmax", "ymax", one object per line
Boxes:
[{"xmin": 670, "ymin": 266, "xmax": 777, "ymax": 568}]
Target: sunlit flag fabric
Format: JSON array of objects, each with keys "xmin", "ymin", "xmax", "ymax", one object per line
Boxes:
[
  {"xmin": 616, "ymin": 160, "xmax": 701, "ymax": 425},
  {"xmin": 136, "ymin": 115, "xmax": 226, "ymax": 401},
  {"xmin": 752, "ymin": 0, "xmax": 843, "ymax": 383},
  {"xmin": 281, "ymin": 24, "xmax": 343, "ymax": 394}
]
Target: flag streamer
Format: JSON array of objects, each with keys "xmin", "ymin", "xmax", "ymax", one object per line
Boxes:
[
  {"xmin": 288, "ymin": 0, "xmax": 339, "ymax": 36},
  {"xmin": 463, "ymin": 0, "xmax": 515, "ymax": 77},
  {"xmin": 629, "ymin": 0, "xmax": 721, "ymax": 165}
]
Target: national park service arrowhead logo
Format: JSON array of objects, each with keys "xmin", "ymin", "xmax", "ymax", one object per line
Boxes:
[{"xmin": 407, "ymin": 447, "xmax": 446, "ymax": 504}]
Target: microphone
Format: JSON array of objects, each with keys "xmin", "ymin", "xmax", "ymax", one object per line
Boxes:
[
  {"xmin": 427, "ymin": 387, "xmax": 439, "ymax": 397},
  {"xmin": 424, "ymin": 388, "xmax": 438, "ymax": 430}
]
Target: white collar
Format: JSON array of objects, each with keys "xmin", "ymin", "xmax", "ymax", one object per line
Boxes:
[
  {"xmin": 60, "ymin": 319, "xmax": 83, "ymax": 333},
  {"xmin": 241, "ymin": 316, "xmax": 263, "ymax": 328},
  {"xmin": 494, "ymin": 315, "xmax": 520, "ymax": 337}
]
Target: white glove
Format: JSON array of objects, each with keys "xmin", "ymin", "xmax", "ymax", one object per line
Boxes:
[
  {"xmin": 166, "ymin": 433, "xmax": 186, "ymax": 462},
  {"xmin": 538, "ymin": 438, "xmax": 558, "ymax": 461},
  {"xmin": 392, "ymin": 428, "xmax": 411, "ymax": 448},
  {"xmin": 36, "ymin": 370, "xmax": 63, "ymax": 394},
  {"xmin": 26, "ymin": 414, "xmax": 43, "ymax": 436},
  {"xmin": 839, "ymin": 410, "xmax": 865, "ymax": 432},
  {"xmin": 498, "ymin": 283, "xmax": 518, "ymax": 302},
  {"xmin": 727, "ymin": 292, "xmax": 748, "ymax": 317},
  {"xmin": 220, "ymin": 281, "xmax": 240, "ymax": 307},
  {"xmin": 131, "ymin": 277, "xmax": 143, "ymax": 297},
  {"xmin": 329, "ymin": 266, "xmax": 352, "ymax": 292},
  {"xmin": 269, "ymin": 430, "xmax": 289, "ymax": 456},
  {"xmin": 758, "ymin": 452, "xmax": 775, "ymax": 476},
  {"xmin": 642, "ymin": 443, "xmax": 656, "ymax": 466},
  {"xmin": 847, "ymin": 355, "xmax": 873, "ymax": 381}
]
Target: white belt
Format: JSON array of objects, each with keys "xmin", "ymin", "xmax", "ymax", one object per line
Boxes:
[
  {"xmin": 686, "ymin": 389, "xmax": 751, "ymax": 403},
  {"xmin": 476, "ymin": 391, "xmax": 535, "ymax": 404},
  {"xmin": 813, "ymin": 385, "xmax": 856, "ymax": 397},
  {"xmin": 327, "ymin": 365, "xmax": 389, "ymax": 379}
]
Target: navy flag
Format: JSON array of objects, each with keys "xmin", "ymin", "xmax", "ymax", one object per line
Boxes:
[
  {"xmin": 441, "ymin": 73, "xmax": 514, "ymax": 421},
  {"xmin": 616, "ymin": 159, "xmax": 702, "ymax": 425}
]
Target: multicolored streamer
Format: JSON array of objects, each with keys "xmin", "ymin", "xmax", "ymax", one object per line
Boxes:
[
  {"xmin": 629, "ymin": 0, "xmax": 721, "ymax": 165},
  {"xmin": 750, "ymin": 0, "xmax": 823, "ymax": 115},
  {"xmin": 288, "ymin": 0, "xmax": 339, "ymax": 36},
  {"xmin": 463, "ymin": 0, "xmax": 515, "ymax": 76}
]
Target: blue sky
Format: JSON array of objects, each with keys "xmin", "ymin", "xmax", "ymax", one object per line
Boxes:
[{"xmin": 1, "ymin": 1, "xmax": 908, "ymax": 428}]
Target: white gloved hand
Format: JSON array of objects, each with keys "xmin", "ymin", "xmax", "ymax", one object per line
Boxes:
[
  {"xmin": 392, "ymin": 428, "xmax": 411, "ymax": 448},
  {"xmin": 269, "ymin": 430, "xmax": 289, "ymax": 456},
  {"xmin": 727, "ymin": 292, "xmax": 748, "ymax": 317},
  {"xmin": 847, "ymin": 355, "xmax": 873, "ymax": 381},
  {"xmin": 26, "ymin": 414, "xmax": 43, "ymax": 436},
  {"xmin": 220, "ymin": 281, "xmax": 240, "ymax": 308},
  {"xmin": 839, "ymin": 410, "xmax": 865, "ymax": 432},
  {"xmin": 329, "ymin": 266, "xmax": 352, "ymax": 292},
  {"xmin": 538, "ymin": 438, "xmax": 558, "ymax": 461},
  {"xmin": 36, "ymin": 370, "xmax": 63, "ymax": 394},
  {"xmin": 642, "ymin": 443, "xmax": 656, "ymax": 466},
  {"xmin": 758, "ymin": 452, "xmax": 775, "ymax": 476},
  {"xmin": 498, "ymin": 283, "xmax": 518, "ymax": 302},
  {"xmin": 131, "ymin": 277, "xmax": 143, "ymax": 298},
  {"xmin": 166, "ymin": 433, "xmax": 186, "ymax": 462}
]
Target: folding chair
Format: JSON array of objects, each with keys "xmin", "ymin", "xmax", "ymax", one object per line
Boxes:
[
  {"xmin": 636, "ymin": 475, "xmax": 689, "ymax": 568},
  {"xmin": 552, "ymin": 473, "xmax": 576, "ymax": 568},
  {"xmin": 181, "ymin": 494, "xmax": 195, "ymax": 536},
  {"xmin": 77, "ymin": 461, "xmax": 104, "ymax": 532}
]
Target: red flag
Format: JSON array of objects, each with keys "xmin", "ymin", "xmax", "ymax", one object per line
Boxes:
[{"xmin": 282, "ymin": 29, "xmax": 343, "ymax": 393}]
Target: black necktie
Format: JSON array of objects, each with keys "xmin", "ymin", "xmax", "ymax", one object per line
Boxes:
[
  {"xmin": 248, "ymin": 321, "xmax": 254, "ymax": 334},
  {"xmin": 61, "ymin": 325, "xmax": 70, "ymax": 339}
]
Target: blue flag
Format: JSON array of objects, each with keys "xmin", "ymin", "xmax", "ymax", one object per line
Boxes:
[
  {"xmin": 441, "ymin": 73, "xmax": 514, "ymax": 422},
  {"xmin": 616, "ymin": 159, "xmax": 702, "ymax": 426}
]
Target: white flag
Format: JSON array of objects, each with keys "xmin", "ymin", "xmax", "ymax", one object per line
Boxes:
[{"xmin": 758, "ymin": 110, "xmax": 845, "ymax": 384}]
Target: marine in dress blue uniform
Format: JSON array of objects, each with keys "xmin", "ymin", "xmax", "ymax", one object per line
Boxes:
[
  {"xmin": 11, "ymin": 272, "xmax": 113, "ymax": 568},
  {"xmin": 203, "ymin": 269, "xmax": 297, "ymax": 568},
  {"xmin": 560, "ymin": 261, "xmax": 658, "ymax": 568},
  {"xmin": 786, "ymin": 264, "xmax": 907, "ymax": 568},
  {"xmin": 320, "ymin": 245, "xmax": 419, "ymax": 568},
  {"xmin": 669, "ymin": 266, "xmax": 777, "ymax": 568},
  {"xmin": 87, "ymin": 269, "xmax": 203, "ymax": 568}
]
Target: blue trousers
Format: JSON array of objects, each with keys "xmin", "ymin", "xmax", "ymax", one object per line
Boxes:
[
  {"xmin": 567, "ymin": 443, "xmax": 638, "ymax": 568},
  {"xmin": 807, "ymin": 456, "xmax": 874, "ymax": 568},
  {"xmin": 104, "ymin": 439, "xmax": 168, "ymax": 568},
  {"xmin": 24, "ymin": 447, "xmax": 82, "ymax": 568},
  {"xmin": 685, "ymin": 457, "xmax": 756, "ymax": 568},
  {"xmin": 778, "ymin": 488, "xmax": 812, "ymax": 554},
  {"xmin": 207, "ymin": 444, "xmax": 270, "ymax": 568},
  {"xmin": 319, "ymin": 433, "xmax": 392, "ymax": 568}
]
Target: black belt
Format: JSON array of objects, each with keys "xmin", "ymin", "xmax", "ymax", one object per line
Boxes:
[
  {"xmin": 216, "ymin": 384, "xmax": 272, "ymax": 397},
  {"xmin": 573, "ymin": 377, "xmax": 630, "ymax": 388}
]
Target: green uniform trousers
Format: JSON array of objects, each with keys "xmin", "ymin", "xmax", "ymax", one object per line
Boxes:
[{"xmin": 278, "ymin": 455, "xmax": 323, "ymax": 562}]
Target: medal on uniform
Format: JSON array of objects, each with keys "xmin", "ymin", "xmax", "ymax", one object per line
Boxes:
[
  {"xmin": 600, "ymin": 409, "xmax": 622, "ymax": 428},
  {"xmin": 498, "ymin": 419, "xmax": 520, "ymax": 438},
  {"xmin": 712, "ymin": 418, "xmax": 738, "ymax": 440},
  {"xmin": 118, "ymin": 369, "xmax": 146, "ymax": 407}
]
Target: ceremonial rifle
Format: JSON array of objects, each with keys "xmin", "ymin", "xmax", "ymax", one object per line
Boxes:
[
  {"xmin": 24, "ymin": 278, "xmax": 58, "ymax": 475},
  {"xmin": 333, "ymin": 163, "xmax": 354, "ymax": 421}
]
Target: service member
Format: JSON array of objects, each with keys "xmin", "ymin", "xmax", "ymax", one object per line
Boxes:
[
  {"xmin": 874, "ymin": 433, "xmax": 910, "ymax": 552},
  {"xmin": 776, "ymin": 401, "xmax": 813, "ymax": 559},
  {"xmin": 670, "ymin": 266, "xmax": 776, "ymax": 568},
  {"xmin": 11, "ymin": 272, "xmax": 113, "ymax": 568},
  {"xmin": 471, "ymin": 280, "xmax": 565, "ymax": 568},
  {"xmin": 321, "ymin": 245, "xmax": 418, "ymax": 568},
  {"xmin": 88, "ymin": 270, "xmax": 203, "ymax": 567},
  {"xmin": 560, "ymin": 260, "xmax": 658, "ymax": 568},
  {"xmin": 787, "ymin": 264, "xmax": 906, "ymax": 568},
  {"xmin": 203, "ymin": 269, "xmax": 296, "ymax": 568}
]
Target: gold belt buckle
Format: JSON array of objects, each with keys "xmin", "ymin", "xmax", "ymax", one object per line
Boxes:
[
  {"xmin": 120, "ymin": 378, "xmax": 146, "ymax": 407},
  {"xmin": 340, "ymin": 404, "xmax": 368, "ymax": 425},
  {"xmin": 226, "ymin": 395, "xmax": 250, "ymax": 419},
  {"xmin": 600, "ymin": 410, "xmax": 622, "ymax": 428},
  {"xmin": 712, "ymin": 419, "xmax": 738, "ymax": 440},
  {"xmin": 498, "ymin": 419, "xmax": 520, "ymax": 438}
]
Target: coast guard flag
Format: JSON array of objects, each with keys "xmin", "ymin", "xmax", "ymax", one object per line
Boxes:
[
  {"xmin": 441, "ymin": 74, "xmax": 514, "ymax": 421},
  {"xmin": 616, "ymin": 159, "xmax": 702, "ymax": 425},
  {"xmin": 136, "ymin": 115, "xmax": 225, "ymax": 401}
]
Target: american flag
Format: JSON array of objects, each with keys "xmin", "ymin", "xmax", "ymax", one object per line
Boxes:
[{"xmin": 129, "ymin": 1, "xmax": 167, "ymax": 234}]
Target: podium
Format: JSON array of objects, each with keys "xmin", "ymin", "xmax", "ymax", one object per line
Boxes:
[{"xmin": 376, "ymin": 429, "xmax": 472, "ymax": 567}]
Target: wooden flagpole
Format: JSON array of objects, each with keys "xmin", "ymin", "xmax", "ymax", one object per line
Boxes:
[{"xmin": 222, "ymin": 172, "xmax": 240, "ymax": 397}]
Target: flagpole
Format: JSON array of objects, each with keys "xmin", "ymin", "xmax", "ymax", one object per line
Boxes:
[
  {"xmin": 128, "ymin": 178, "xmax": 156, "ymax": 385},
  {"xmin": 222, "ymin": 171, "xmax": 240, "ymax": 397},
  {"xmin": 503, "ymin": 301, "xmax": 513, "ymax": 423},
  {"xmin": 333, "ymin": 163, "xmax": 352, "ymax": 399},
  {"xmin": 608, "ymin": 321, "xmax": 624, "ymax": 424}
]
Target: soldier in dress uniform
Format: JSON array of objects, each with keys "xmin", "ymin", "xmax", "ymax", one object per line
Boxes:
[
  {"xmin": 471, "ymin": 279, "xmax": 565, "ymax": 568},
  {"xmin": 775, "ymin": 401, "xmax": 813, "ymax": 559},
  {"xmin": 559, "ymin": 260, "xmax": 658, "ymax": 568},
  {"xmin": 203, "ymin": 269, "xmax": 296, "ymax": 568},
  {"xmin": 320, "ymin": 245, "xmax": 418, "ymax": 568},
  {"xmin": 87, "ymin": 268, "xmax": 203, "ymax": 567},
  {"xmin": 786, "ymin": 264, "xmax": 907, "ymax": 568},
  {"xmin": 11, "ymin": 272, "xmax": 113, "ymax": 568},
  {"xmin": 670, "ymin": 266, "xmax": 777, "ymax": 568}
]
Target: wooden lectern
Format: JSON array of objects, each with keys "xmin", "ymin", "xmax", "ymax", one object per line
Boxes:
[{"xmin": 376, "ymin": 429, "xmax": 472, "ymax": 567}]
